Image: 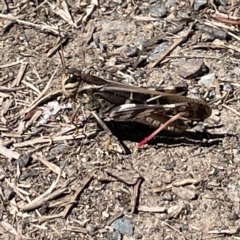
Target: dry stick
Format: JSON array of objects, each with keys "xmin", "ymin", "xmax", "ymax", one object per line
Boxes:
[
  {"xmin": 65, "ymin": 226, "xmax": 88, "ymax": 234},
  {"xmin": 0, "ymin": 13, "xmax": 60, "ymax": 35},
  {"xmin": 13, "ymin": 132, "xmax": 97, "ymax": 148},
  {"xmin": 0, "ymin": 86, "xmax": 25, "ymax": 92},
  {"xmin": 161, "ymin": 220, "xmax": 186, "ymax": 240},
  {"xmin": 198, "ymin": 18, "xmax": 240, "ymax": 41},
  {"xmin": 152, "ymin": 178, "xmax": 201, "ymax": 193},
  {"xmin": 134, "ymin": 16, "xmax": 158, "ymax": 21},
  {"xmin": 22, "ymin": 80, "xmax": 41, "ymax": 95},
  {"xmin": 21, "ymin": 165, "xmax": 64, "ymax": 212},
  {"xmin": 32, "ymin": 153, "xmax": 66, "ymax": 177},
  {"xmin": 136, "ymin": 112, "xmax": 185, "ymax": 148},
  {"xmin": 23, "ymin": 188, "xmax": 68, "ymax": 213},
  {"xmin": 147, "ymin": 22, "xmax": 195, "ymax": 69},
  {"xmin": 30, "ymin": 60, "xmax": 43, "ymax": 83},
  {"xmin": 131, "ymin": 178, "xmax": 143, "ymax": 214},
  {"xmin": 11, "ymin": 62, "xmax": 28, "ymax": 87},
  {"xmin": 47, "ymin": 37, "xmax": 68, "ymax": 58},
  {"xmin": 0, "ymin": 60, "xmax": 23, "ymax": 68},
  {"xmin": 212, "ymin": 16, "xmax": 240, "ymax": 26},
  {"xmin": 70, "ymin": 104, "xmax": 82, "ymax": 125},
  {"xmin": 62, "ymin": 174, "xmax": 93, "ymax": 218},
  {"xmin": 5, "ymin": 179, "xmax": 27, "ymax": 201},
  {"xmin": 0, "ymin": 92, "xmax": 10, "ymax": 98},
  {"xmin": 30, "ymin": 0, "xmax": 48, "ymax": 13},
  {"xmin": 222, "ymin": 103, "xmax": 240, "ymax": 117},
  {"xmin": 106, "ymin": 212, "xmax": 124, "ymax": 226},
  {"xmin": 138, "ymin": 205, "xmax": 167, "ymax": 213}
]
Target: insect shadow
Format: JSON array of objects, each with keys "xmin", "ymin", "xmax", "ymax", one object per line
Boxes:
[{"xmin": 104, "ymin": 121, "xmax": 227, "ymax": 149}]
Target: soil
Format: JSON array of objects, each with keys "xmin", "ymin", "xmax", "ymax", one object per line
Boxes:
[{"xmin": 0, "ymin": 1, "xmax": 240, "ymax": 239}]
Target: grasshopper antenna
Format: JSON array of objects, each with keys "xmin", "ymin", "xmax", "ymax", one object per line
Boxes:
[
  {"xmin": 58, "ymin": 26, "xmax": 82, "ymax": 99},
  {"xmin": 58, "ymin": 26, "xmax": 67, "ymax": 76}
]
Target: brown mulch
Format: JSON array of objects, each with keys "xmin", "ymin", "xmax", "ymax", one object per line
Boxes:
[{"xmin": 0, "ymin": 0, "xmax": 240, "ymax": 239}]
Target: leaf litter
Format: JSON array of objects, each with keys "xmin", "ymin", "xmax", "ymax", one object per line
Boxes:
[{"xmin": 0, "ymin": 0, "xmax": 240, "ymax": 239}]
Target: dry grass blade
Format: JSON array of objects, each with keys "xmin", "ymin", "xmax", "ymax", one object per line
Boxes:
[
  {"xmin": 13, "ymin": 133, "xmax": 96, "ymax": 148},
  {"xmin": 138, "ymin": 206, "xmax": 167, "ymax": 213},
  {"xmin": 22, "ymin": 66, "xmax": 60, "ymax": 116},
  {"xmin": 47, "ymin": 0, "xmax": 75, "ymax": 27},
  {"xmin": 222, "ymin": 103, "xmax": 240, "ymax": 117},
  {"xmin": 5, "ymin": 178, "xmax": 27, "ymax": 201},
  {"xmin": 106, "ymin": 212, "xmax": 124, "ymax": 226},
  {"xmin": 32, "ymin": 153, "xmax": 66, "ymax": 178},
  {"xmin": 0, "ymin": 60, "xmax": 23, "ymax": 68},
  {"xmin": 62, "ymin": 174, "xmax": 93, "ymax": 218},
  {"xmin": 0, "ymin": 13, "xmax": 60, "ymax": 35},
  {"xmin": 21, "ymin": 165, "xmax": 64, "ymax": 212},
  {"xmin": 1, "ymin": 1, "xmax": 239, "ymax": 239},
  {"xmin": 11, "ymin": 62, "xmax": 28, "ymax": 87},
  {"xmin": 131, "ymin": 178, "xmax": 142, "ymax": 214}
]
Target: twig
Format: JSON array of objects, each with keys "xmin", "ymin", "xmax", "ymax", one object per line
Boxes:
[
  {"xmin": 0, "ymin": 13, "xmax": 60, "ymax": 35},
  {"xmin": 11, "ymin": 62, "xmax": 28, "ymax": 87},
  {"xmin": 13, "ymin": 132, "xmax": 96, "ymax": 148},
  {"xmin": 106, "ymin": 212, "xmax": 124, "ymax": 226},
  {"xmin": 62, "ymin": 174, "xmax": 93, "ymax": 218},
  {"xmin": 0, "ymin": 60, "xmax": 23, "ymax": 68},
  {"xmin": 131, "ymin": 178, "xmax": 142, "ymax": 214},
  {"xmin": 138, "ymin": 206, "xmax": 167, "ymax": 213},
  {"xmin": 161, "ymin": 221, "xmax": 186, "ymax": 240},
  {"xmin": 32, "ymin": 153, "xmax": 66, "ymax": 177},
  {"xmin": 5, "ymin": 179, "xmax": 27, "ymax": 201},
  {"xmin": 222, "ymin": 103, "xmax": 240, "ymax": 117},
  {"xmin": 21, "ymin": 164, "xmax": 64, "ymax": 212},
  {"xmin": 212, "ymin": 16, "xmax": 240, "ymax": 26},
  {"xmin": 147, "ymin": 22, "xmax": 195, "ymax": 68},
  {"xmin": 91, "ymin": 111, "xmax": 115, "ymax": 151}
]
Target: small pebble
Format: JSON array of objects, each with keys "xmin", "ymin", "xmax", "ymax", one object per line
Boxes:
[
  {"xmin": 111, "ymin": 217, "xmax": 134, "ymax": 236},
  {"xmin": 160, "ymin": 192, "xmax": 173, "ymax": 201},
  {"xmin": 193, "ymin": 0, "xmax": 207, "ymax": 11},
  {"xmin": 150, "ymin": 4, "xmax": 168, "ymax": 18},
  {"xmin": 198, "ymin": 73, "xmax": 215, "ymax": 87},
  {"xmin": 86, "ymin": 224, "xmax": 96, "ymax": 233},
  {"xmin": 4, "ymin": 188, "xmax": 15, "ymax": 201},
  {"xmin": 222, "ymin": 82, "xmax": 234, "ymax": 94}
]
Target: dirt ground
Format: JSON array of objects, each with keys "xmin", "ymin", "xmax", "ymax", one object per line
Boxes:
[{"xmin": 1, "ymin": 1, "xmax": 240, "ymax": 239}]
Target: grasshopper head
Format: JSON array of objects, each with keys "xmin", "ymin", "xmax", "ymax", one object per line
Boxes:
[{"xmin": 61, "ymin": 68, "xmax": 82, "ymax": 98}]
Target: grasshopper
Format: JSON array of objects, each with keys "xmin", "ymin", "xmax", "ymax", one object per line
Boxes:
[{"xmin": 61, "ymin": 67, "xmax": 212, "ymax": 148}]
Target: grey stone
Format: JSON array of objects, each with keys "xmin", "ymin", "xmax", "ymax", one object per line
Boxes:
[
  {"xmin": 150, "ymin": 5, "xmax": 168, "ymax": 18},
  {"xmin": 198, "ymin": 73, "xmax": 215, "ymax": 87},
  {"xmin": 193, "ymin": 0, "xmax": 207, "ymax": 11},
  {"xmin": 111, "ymin": 217, "xmax": 134, "ymax": 236}
]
